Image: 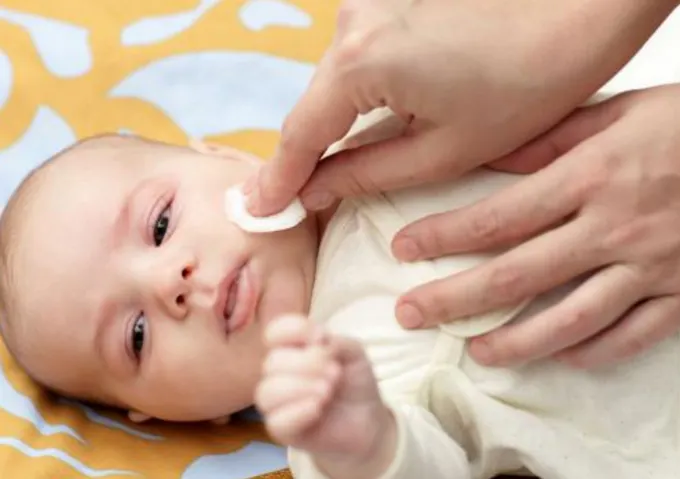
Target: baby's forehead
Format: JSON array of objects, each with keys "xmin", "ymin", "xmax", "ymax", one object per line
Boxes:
[
  {"xmin": 52, "ymin": 138, "xmax": 145, "ymax": 174},
  {"xmin": 35, "ymin": 140, "xmax": 162, "ymax": 205},
  {"xmin": 47, "ymin": 136, "xmax": 194, "ymax": 184},
  {"xmin": 11, "ymin": 147, "xmax": 132, "ymax": 296}
]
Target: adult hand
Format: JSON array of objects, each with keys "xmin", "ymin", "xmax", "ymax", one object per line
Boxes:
[
  {"xmin": 393, "ymin": 84, "xmax": 680, "ymax": 368},
  {"xmin": 246, "ymin": 0, "xmax": 676, "ymax": 215}
]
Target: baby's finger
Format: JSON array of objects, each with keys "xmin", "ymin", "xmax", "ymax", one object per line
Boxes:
[
  {"xmin": 264, "ymin": 398, "xmax": 325, "ymax": 446},
  {"xmin": 256, "ymin": 375, "xmax": 333, "ymax": 414},
  {"xmin": 247, "ymin": 53, "xmax": 357, "ymax": 217},
  {"xmin": 264, "ymin": 314, "xmax": 314, "ymax": 348},
  {"xmin": 263, "ymin": 347, "xmax": 340, "ymax": 378}
]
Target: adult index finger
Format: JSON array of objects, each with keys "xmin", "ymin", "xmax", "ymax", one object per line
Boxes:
[{"xmin": 247, "ymin": 55, "xmax": 358, "ymax": 216}]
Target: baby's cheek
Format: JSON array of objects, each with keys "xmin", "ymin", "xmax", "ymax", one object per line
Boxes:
[
  {"xmin": 139, "ymin": 347, "xmax": 234, "ymax": 420},
  {"xmin": 146, "ymin": 333, "xmax": 215, "ymax": 386}
]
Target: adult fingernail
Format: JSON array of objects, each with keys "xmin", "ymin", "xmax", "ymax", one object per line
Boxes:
[
  {"xmin": 393, "ymin": 236, "xmax": 421, "ymax": 262},
  {"xmin": 303, "ymin": 191, "xmax": 333, "ymax": 211},
  {"xmin": 396, "ymin": 303, "xmax": 424, "ymax": 329}
]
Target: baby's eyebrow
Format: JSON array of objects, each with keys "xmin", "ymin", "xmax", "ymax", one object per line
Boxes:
[
  {"xmin": 94, "ymin": 299, "xmax": 113, "ymax": 356},
  {"xmin": 113, "ymin": 177, "xmax": 160, "ymax": 249},
  {"xmin": 110, "ymin": 191, "xmax": 133, "ymax": 250}
]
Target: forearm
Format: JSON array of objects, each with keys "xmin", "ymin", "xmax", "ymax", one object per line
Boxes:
[
  {"xmin": 293, "ymin": 405, "xmax": 472, "ymax": 479},
  {"xmin": 553, "ymin": 0, "xmax": 677, "ymax": 73},
  {"xmin": 521, "ymin": 0, "xmax": 677, "ymax": 120}
]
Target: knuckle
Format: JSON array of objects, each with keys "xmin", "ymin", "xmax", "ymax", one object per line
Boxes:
[
  {"xmin": 572, "ymin": 145, "xmax": 619, "ymax": 200},
  {"xmin": 486, "ymin": 265, "xmax": 523, "ymax": 301},
  {"xmin": 600, "ymin": 220, "xmax": 648, "ymax": 253},
  {"xmin": 335, "ymin": 2, "xmax": 357, "ymax": 33},
  {"xmin": 334, "ymin": 23, "xmax": 381, "ymax": 70},
  {"xmin": 557, "ymin": 306, "xmax": 593, "ymax": 339},
  {"xmin": 466, "ymin": 207, "xmax": 503, "ymax": 244},
  {"xmin": 334, "ymin": 32, "xmax": 368, "ymax": 71}
]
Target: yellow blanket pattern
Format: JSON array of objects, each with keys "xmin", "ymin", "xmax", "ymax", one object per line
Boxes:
[{"xmin": 0, "ymin": 1, "xmax": 340, "ymax": 478}]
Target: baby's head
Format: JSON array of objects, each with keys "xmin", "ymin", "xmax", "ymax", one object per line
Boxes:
[{"xmin": 0, "ymin": 135, "xmax": 319, "ymax": 423}]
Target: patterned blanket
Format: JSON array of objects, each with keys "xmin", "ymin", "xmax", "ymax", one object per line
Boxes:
[{"xmin": 0, "ymin": 1, "xmax": 339, "ymax": 477}]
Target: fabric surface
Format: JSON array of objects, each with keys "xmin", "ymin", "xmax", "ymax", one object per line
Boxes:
[{"xmin": 0, "ymin": 1, "xmax": 338, "ymax": 478}]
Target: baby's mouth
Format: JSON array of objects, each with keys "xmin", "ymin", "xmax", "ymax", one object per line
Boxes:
[
  {"xmin": 215, "ymin": 260, "xmax": 258, "ymax": 337},
  {"xmin": 223, "ymin": 272, "xmax": 240, "ymax": 323}
]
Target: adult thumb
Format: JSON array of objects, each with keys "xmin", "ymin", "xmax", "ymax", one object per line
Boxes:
[
  {"xmin": 489, "ymin": 101, "xmax": 621, "ymax": 174},
  {"xmin": 300, "ymin": 128, "xmax": 473, "ymax": 210}
]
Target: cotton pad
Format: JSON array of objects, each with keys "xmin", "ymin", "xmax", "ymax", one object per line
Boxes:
[{"xmin": 224, "ymin": 185, "xmax": 307, "ymax": 233}]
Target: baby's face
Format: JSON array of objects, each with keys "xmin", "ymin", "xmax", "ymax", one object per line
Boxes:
[{"xmin": 10, "ymin": 138, "xmax": 318, "ymax": 422}]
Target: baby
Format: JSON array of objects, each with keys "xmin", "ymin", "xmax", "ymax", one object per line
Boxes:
[{"xmin": 0, "ymin": 110, "xmax": 678, "ymax": 479}]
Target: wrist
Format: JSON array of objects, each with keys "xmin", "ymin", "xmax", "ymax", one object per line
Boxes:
[
  {"xmin": 314, "ymin": 405, "xmax": 398, "ymax": 479},
  {"xmin": 509, "ymin": 0, "xmax": 676, "ymax": 139},
  {"xmin": 526, "ymin": 0, "xmax": 675, "ymax": 99}
]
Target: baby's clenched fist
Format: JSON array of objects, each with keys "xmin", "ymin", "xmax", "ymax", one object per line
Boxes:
[{"xmin": 256, "ymin": 314, "xmax": 396, "ymax": 472}]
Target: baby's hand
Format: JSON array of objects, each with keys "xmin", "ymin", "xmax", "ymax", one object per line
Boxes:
[{"xmin": 256, "ymin": 315, "xmax": 396, "ymax": 473}]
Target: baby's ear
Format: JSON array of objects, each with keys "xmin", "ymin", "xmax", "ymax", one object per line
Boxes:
[
  {"xmin": 127, "ymin": 411, "xmax": 152, "ymax": 423},
  {"xmin": 189, "ymin": 139, "xmax": 261, "ymax": 166}
]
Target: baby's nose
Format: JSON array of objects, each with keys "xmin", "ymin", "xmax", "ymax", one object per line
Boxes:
[{"xmin": 156, "ymin": 266, "xmax": 193, "ymax": 320}]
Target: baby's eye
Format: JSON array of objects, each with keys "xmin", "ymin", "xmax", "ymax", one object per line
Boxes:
[
  {"xmin": 131, "ymin": 314, "xmax": 146, "ymax": 359},
  {"xmin": 153, "ymin": 205, "xmax": 171, "ymax": 247}
]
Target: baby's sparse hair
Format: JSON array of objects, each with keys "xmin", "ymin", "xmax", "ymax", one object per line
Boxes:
[
  {"xmin": 0, "ymin": 133, "xmax": 152, "ymax": 395},
  {"xmin": 0, "ymin": 152, "xmax": 52, "ymax": 364}
]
